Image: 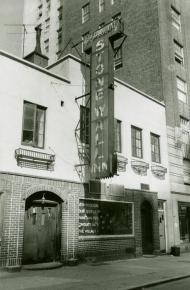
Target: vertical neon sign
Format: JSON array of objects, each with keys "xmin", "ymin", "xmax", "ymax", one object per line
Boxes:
[{"xmin": 84, "ymin": 19, "xmax": 123, "ymax": 179}]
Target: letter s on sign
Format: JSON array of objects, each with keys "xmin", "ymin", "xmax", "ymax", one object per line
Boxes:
[{"xmin": 96, "ymin": 39, "xmax": 104, "ymax": 51}]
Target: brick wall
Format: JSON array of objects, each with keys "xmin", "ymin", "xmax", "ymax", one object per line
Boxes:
[
  {"xmin": 0, "ymin": 172, "xmax": 160, "ymax": 267},
  {"xmin": 78, "ymin": 186, "xmax": 160, "ymax": 260},
  {"xmin": 0, "ymin": 172, "xmax": 82, "ymax": 267},
  {"xmin": 61, "ymin": 0, "xmax": 163, "ymax": 101}
]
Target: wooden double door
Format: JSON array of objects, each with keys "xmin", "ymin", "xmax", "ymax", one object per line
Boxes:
[{"xmin": 23, "ymin": 193, "xmax": 62, "ymax": 264}]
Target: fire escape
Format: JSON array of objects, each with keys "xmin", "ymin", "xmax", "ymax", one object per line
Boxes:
[{"xmin": 74, "ymin": 93, "xmax": 90, "ymax": 182}]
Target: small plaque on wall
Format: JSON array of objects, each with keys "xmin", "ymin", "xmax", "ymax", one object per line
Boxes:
[{"xmin": 140, "ymin": 183, "xmax": 150, "ymax": 191}]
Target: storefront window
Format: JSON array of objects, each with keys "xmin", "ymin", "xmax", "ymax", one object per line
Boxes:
[
  {"xmin": 79, "ymin": 199, "xmax": 133, "ymax": 236},
  {"xmin": 178, "ymin": 202, "xmax": 190, "ymax": 243}
]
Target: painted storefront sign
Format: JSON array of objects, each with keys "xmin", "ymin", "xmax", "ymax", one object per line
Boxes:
[{"xmin": 79, "ymin": 199, "xmax": 133, "ymax": 236}]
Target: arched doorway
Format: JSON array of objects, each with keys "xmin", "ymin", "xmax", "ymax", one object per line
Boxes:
[
  {"xmin": 23, "ymin": 191, "xmax": 62, "ymax": 264},
  {"xmin": 141, "ymin": 200, "xmax": 154, "ymax": 254}
]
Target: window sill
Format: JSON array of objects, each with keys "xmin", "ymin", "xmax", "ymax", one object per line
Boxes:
[{"xmin": 79, "ymin": 234, "xmax": 134, "ymax": 241}]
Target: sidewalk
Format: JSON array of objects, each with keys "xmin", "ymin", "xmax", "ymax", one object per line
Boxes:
[{"xmin": 1, "ymin": 253, "xmax": 190, "ymax": 290}]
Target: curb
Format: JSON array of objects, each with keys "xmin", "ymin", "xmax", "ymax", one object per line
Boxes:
[
  {"xmin": 125, "ymin": 274, "xmax": 190, "ymax": 290},
  {"xmin": 22, "ymin": 262, "xmax": 63, "ymax": 271}
]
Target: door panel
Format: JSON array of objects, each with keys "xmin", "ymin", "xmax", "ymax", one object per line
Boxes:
[
  {"xmin": 141, "ymin": 201, "xmax": 154, "ymax": 254},
  {"xmin": 23, "ymin": 202, "xmax": 61, "ymax": 264},
  {"xmin": 159, "ymin": 210, "xmax": 166, "ymax": 252}
]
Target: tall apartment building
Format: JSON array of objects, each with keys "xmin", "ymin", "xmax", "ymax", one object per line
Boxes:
[
  {"xmin": 23, "ymin": 0, "xmax": 63, "ymax": 64},
  {"xmin": 22, "ymin": 0, "xmax": 190, "ymax": 253}
]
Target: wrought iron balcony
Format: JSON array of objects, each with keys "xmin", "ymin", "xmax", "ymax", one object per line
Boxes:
[{"xmin": 15, "ymin": 148, "xmax": 55, "ymax": 171}]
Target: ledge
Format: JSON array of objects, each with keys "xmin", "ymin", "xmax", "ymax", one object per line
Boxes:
[
  {"xmin": 15, "ymin": 148, "xmax": 55, "ymax": 171},
  {"xmin": 131, "ymin": 159, "xmax": 149, "ymax": 176},
  {"xmin": 151, "ymin": 164, "xmax": 167, "ymax": 179},
  {"xmin": 115, "ymin": 153, "xmax": 128, "ymax": 172}
]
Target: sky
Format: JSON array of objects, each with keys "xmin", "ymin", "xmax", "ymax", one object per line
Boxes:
[{"xmin": 0, "ymin": 0, "xmax": 24, "ymax": 57}]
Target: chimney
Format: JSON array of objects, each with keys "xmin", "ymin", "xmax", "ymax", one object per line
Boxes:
[
  {"xmin": 24, "ymin": 25, "xmax": 48, "ymax": 68},
  {"xmin": 34, "ymin": 25, "xmax": 42, "ymax": 54}
]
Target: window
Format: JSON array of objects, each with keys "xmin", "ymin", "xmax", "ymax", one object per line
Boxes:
[
  {"xmin": 174, "ymin": 40, "xmax": 184, "ymax": 65},
  {"xmin": 171, "ymin": 6, "xmax": 181, "ymax": 30},
  {"xmin": 82, "ymin": 3, "xmax": 90, "ymax": 23},
  {"xmin": 46, "ymin": 0, "xmax": 50, "ymax": 8},
  {"xmin": 56, "ymin": 30, "xmax": 62, "ymax": 52},
  {"xmin": 80, "ymin": 105, "xmax": 90, "ymax": 144},
  {"xmin": 22, "ymin": 102, "xmax": 46, "ymax": 148},
  {"xmin": 58, "ymin": 6, "xmax": 62, "ymax": 21},
  {"xmin": 79, "ymin": 199, "xmax": 133, "ymax": 236},
  {"xmin": 114, "ymin": 119, "xmax": 122, "ymax": 153},
  {"xmin": 180, "ymin": 117, "xmax": 190, "ymax": 144},
  {"xmin": 177, "ymin": 77, "xmax": 187, "ymax": 103},
  {"xmin": 82, "ymin": 31, "xmax": 89, "ymax": 53},
  {"xmin": 183, "ymin": 160, "xmax": 190, "ymax": 185},
  {"xmin": 45, "ymin": 18, "xmax": 50, "ymax": 31},
  {"xmin": 45, "ymin": 0, "xmax": 51, "ymax": 17},
  {"xmin": 131, "ymin": 126, "xmax": 143, "ymax": 158},
  {"xmin": 44, "ymin": 38, "xmax": 49, "ymax": 53},
  {"xmin": 114, "ymin": 46, "xmax": 122, "ymax": 70},
  {"xmin": 0, "ymin": 193, "xmax": 4, "ymax": 247},
  {"xmin": 99, "ymin": 0, "xmax": 105, "ymax": 13},
  {"xmin": 151, "ymin": 133, "xmax": 161, "ymax": 163},
  {"xmin": 38, "ymin": 4, "xmax": 43, "ymax": 19},
  {"xmin": 178, "ymin": 202, "xmax": 190, "ymax": 242}
]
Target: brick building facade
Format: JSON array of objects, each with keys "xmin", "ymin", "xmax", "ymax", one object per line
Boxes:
[
  {"xmin": 0, "ymin": 172, "xmax": 160, "ymax": 267},
  {"xmin": 0, "ymin": 49, "xmax": 169, "ymax": 268},
  {"xmin": 23, "ymin": 0, "xmax": 190, "ymax": 254}
]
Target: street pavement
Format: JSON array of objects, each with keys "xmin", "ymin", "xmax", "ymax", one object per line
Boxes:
[
  {"xmin": 147, "ymin": 277, "xmax": 190, "ymax": 289},
  {"xmin": 1, "ymin": 253, "xmax": 190, "ymax": 290}
]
